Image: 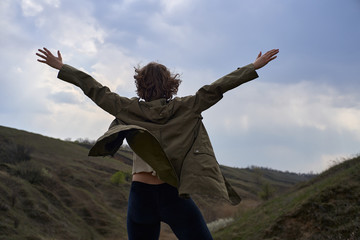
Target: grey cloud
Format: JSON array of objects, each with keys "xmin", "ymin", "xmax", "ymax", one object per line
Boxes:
[
  {"xmin": 47, "ymin": 92, "xmax": 80, "ymax": 104},
  {"xmin": 1, "ymin": 0, "xmax": 360, "ymax": 175},
  {"xmin": 210, "ymin": 125, "xmax": 360, "ymax": 173}
]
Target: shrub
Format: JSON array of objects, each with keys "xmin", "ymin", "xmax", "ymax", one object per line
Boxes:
[
  {"xmin": 0, "ymin": 139, "xmax": 31, "ymax": 164},
  {"xmin": 258, "ymin": 182, "xmax": 275, "ymax": 201},
  {"xmin": 0, "ymin": 201, "xmax": 9, "ymax": 211},
  {"xmin": 110, "ymin": 171, "xmax": 130, "ymax": 185},
  {"xmin": 15, "ymin": 145, "xmax": 31, "ymax": 162},
  {"xmin": 13, "ymin": 161, "xmax": 50, "ymax": 184}
]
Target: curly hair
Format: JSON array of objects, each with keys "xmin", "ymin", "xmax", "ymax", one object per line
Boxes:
[{"xmin": 134, "ymin": 62, "xmax": 182, "ymax": 102}]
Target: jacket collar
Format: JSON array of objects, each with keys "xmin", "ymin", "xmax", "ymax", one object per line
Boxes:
[{"xmin": 140, "ymin": 98, "xmax": 168, "ymax": 107}]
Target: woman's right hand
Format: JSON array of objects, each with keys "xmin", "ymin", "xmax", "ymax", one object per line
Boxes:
[{"xmin": 36, "ymin": 47, "xmax": 64, "ymax": 70}]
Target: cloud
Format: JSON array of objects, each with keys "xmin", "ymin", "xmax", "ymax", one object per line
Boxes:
[
  {"xmin": 37, "ymin": 98, "xmax": 110, "ymax": 141},
  {"xmin": 159, "ymin": 0, "xmax": 194, "ymax": 15},
  {"xmin": 1, "ymin": 0, "xmax": 360, "ymax": 174},
  {"xmin": 48, "ymin": 91, "xmax": 80, "ymax": 104},
  {"xmin": 207, "ymin": 81, "xmax": 360, "ymax": 137},
  {"xmin": 18, "ymin": 0, "xmax": 105, "ymax": 55},
  {"xmin": 89, "ymin": 44, "xmax": 140, "ymax": 95},
  {"xmin": 201, "ymin": 80, "xmax": 360, "ymax": 172},
  {"xmin": 0, "ymin": 48, "xmax": 114, "ymax": 141},
  {"xmin": 0, "ymin": 0, "xmax": 137, "ymax": 142},
  {"xmin": 334, "ymin": 109, "xmax": 360, "ymax": 137},
  {"xmin": 55, "ymin": 15, "xmax": 105, "ymax": 55},
  {"xmin": 20, "ymin": 0, "xmax": 60, "ymax": 17},
  {"xmin": 21, "ymin": 0, "xmax": 44, "ymax": 16},
  {"xmin": 0, "ymin": 1, "xmax": 25, "ymax": 43}
]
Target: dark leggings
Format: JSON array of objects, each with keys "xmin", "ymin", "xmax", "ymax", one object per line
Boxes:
[{"xmin": 127, "ymin": 181, "xmax": 213, "ymax": 240}]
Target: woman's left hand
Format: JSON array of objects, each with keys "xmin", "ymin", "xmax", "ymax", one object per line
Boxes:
[
  {"xmin": 36, "ymin": 47, "xmax": 64, "ymax": 70},
  {"xmin": 253, "ymin": 49, "xmax": 279, "ymax": 70}
]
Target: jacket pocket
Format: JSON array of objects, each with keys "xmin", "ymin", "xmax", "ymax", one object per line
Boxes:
[{"xmin": 193, "ymin": 123, "xmax": 215, "ymax": 157}]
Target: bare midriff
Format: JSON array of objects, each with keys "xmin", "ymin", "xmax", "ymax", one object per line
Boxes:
[{"xmin": 132, "ymin": 172, "xmax": 165, "ymax": 185}]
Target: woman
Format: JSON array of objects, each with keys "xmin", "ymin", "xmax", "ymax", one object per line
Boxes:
[{"xmin": 36, "ymin": 47, "xmax": 278, "ymax": 239}]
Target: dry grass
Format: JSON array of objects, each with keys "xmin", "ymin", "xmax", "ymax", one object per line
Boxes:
[
  {"xmin": 214, "ymin": 156, "xmax": 360, "ymax": 240},
  {"xmin": 0, "ymin": 125, "xmax": 313, "ymax": 240}
]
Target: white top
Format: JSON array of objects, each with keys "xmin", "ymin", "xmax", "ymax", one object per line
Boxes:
[{"xmin": 132, "ymin": 153, "xmax": 157, "ymax": 176}]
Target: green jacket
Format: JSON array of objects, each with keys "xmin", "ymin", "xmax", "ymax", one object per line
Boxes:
[{"xmin": 57, "ymin": 64, "xmax": 258, "ymax": 205}]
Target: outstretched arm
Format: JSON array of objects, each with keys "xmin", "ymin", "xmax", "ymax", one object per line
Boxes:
[
  {"xmin": 36, "ymin": 48, "xmax": 64, "ymax": 70},
  {"xmin": 35, "ymin": 47, "xmax": 131, "ymax": 117},
  {"xmin": 253, "ymin": 49, "xmax": 279, "ymax": 70},
  {"xmin": 191, "ymin": 49, "xmax": 279, "ymax": 113}
]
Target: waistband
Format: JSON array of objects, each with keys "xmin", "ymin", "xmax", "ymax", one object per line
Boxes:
[{"xmin": 131, "ymin": 181, "xmax": 177, "ymax": 192}]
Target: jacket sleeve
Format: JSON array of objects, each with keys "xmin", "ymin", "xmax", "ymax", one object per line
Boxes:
[
  {"xmin": 57, "ymin": 64, "xmax": 131, "ymax": 116},
  {"xmin": 191, "ymin": 63, "xmax": 259, "ymax": 113}
]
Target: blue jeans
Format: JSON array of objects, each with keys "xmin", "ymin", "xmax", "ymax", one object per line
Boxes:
[{"xmin": 127, "ymin": 181, "xmax": 213, "ymax": 240}]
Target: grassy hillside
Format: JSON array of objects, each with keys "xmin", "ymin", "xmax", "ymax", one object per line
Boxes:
[
  {"xmin": 0, "ymin": 126, "xmax": 132, "ymax": 240},
  {"xmin": 213, "ymin": 156, "xmax": 360, "ymax": 240},
  {"xmin": 221, "ymin": 165, "xmax": 313, "ymax": 200},
  {"xmin": 0, "ymin": 125, "xmax": 313, "ymax": 240}
]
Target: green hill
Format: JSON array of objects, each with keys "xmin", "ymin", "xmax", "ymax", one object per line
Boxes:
[
  {"xmin": 213, "ymin": 155, "xmax": 360, "ymax": 239},
  {"xmin": 0, "ymin": 125, "xmax": 314, "ymax": 240},
  {"xmin": 221, "ymin": 165, "xmax": 314, "ymax": 200},
  {"xmin": 0, "ymin": 126, "xmax": 132, "ymax": 240}
]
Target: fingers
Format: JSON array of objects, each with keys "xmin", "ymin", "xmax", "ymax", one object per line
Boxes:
[
  {"xmin": 36, "ymin": 52, "xmax": 47, "ymax": 60},
  {"xmin": 37, "ymin": 48, "xmax": 55, "ymax": 58},
  {"xmin": 253, "ymin": 49, "xmax": 279, "ymax": 70},
  {"xmin": 264, "ymin": 49, "xmax": 279, "ymax": 58},
  {"xmin": 38, "ymin": 48, "xmax": 48, "ymax": 55},
  {"xmin": 43, "ymin": 47, "xmax": 54, "ymax": 57},
  {"xmin": 269, "ymin": 56, "xmax": 277, "ymax": 61},
  {"xmin": 257, "ymin": 51, "xmax": 262, "ymax": 59},
  {"xmin": 36, "ymin": 47, "xmax": 59, "ymax": 62},
  {"xmin": 36, "ymin": 47, "xmax": 64, "ymax": 69},
  {"xmin": 37, "ymin": 49, "xmax": 47, "ymax": 57},
  {"xmin": 57, "ymin": 50, "xmax": 62, "ymax": 61},
  {"xmin": 263, "ymin": 49, "xmax": 279, "ymax": 63},
  {"xmin": 36, "ymin": 49, "xmax": 49, "ymax": 61}
]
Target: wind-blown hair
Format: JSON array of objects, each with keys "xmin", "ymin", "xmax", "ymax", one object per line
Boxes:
[{"xmin": 134, "ymin": 62, "xmax": 182, "ymax": 102}]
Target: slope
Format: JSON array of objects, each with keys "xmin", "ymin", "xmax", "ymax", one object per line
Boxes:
[
  {"xmin": 213, "ymin": 155, "xmax": 360, "ymax": 240},
  {"xmin": 0, "ymin": 125, "xmax": 132, "ymax": 240},
  {"xmin": 0, "ymin": 125, "xmax": 314, "ymax": 239}
]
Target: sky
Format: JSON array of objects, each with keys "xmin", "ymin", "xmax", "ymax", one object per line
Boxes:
[{"xmin": 1, "ymin": 0, "xmax": 360, "ymax": 173}]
